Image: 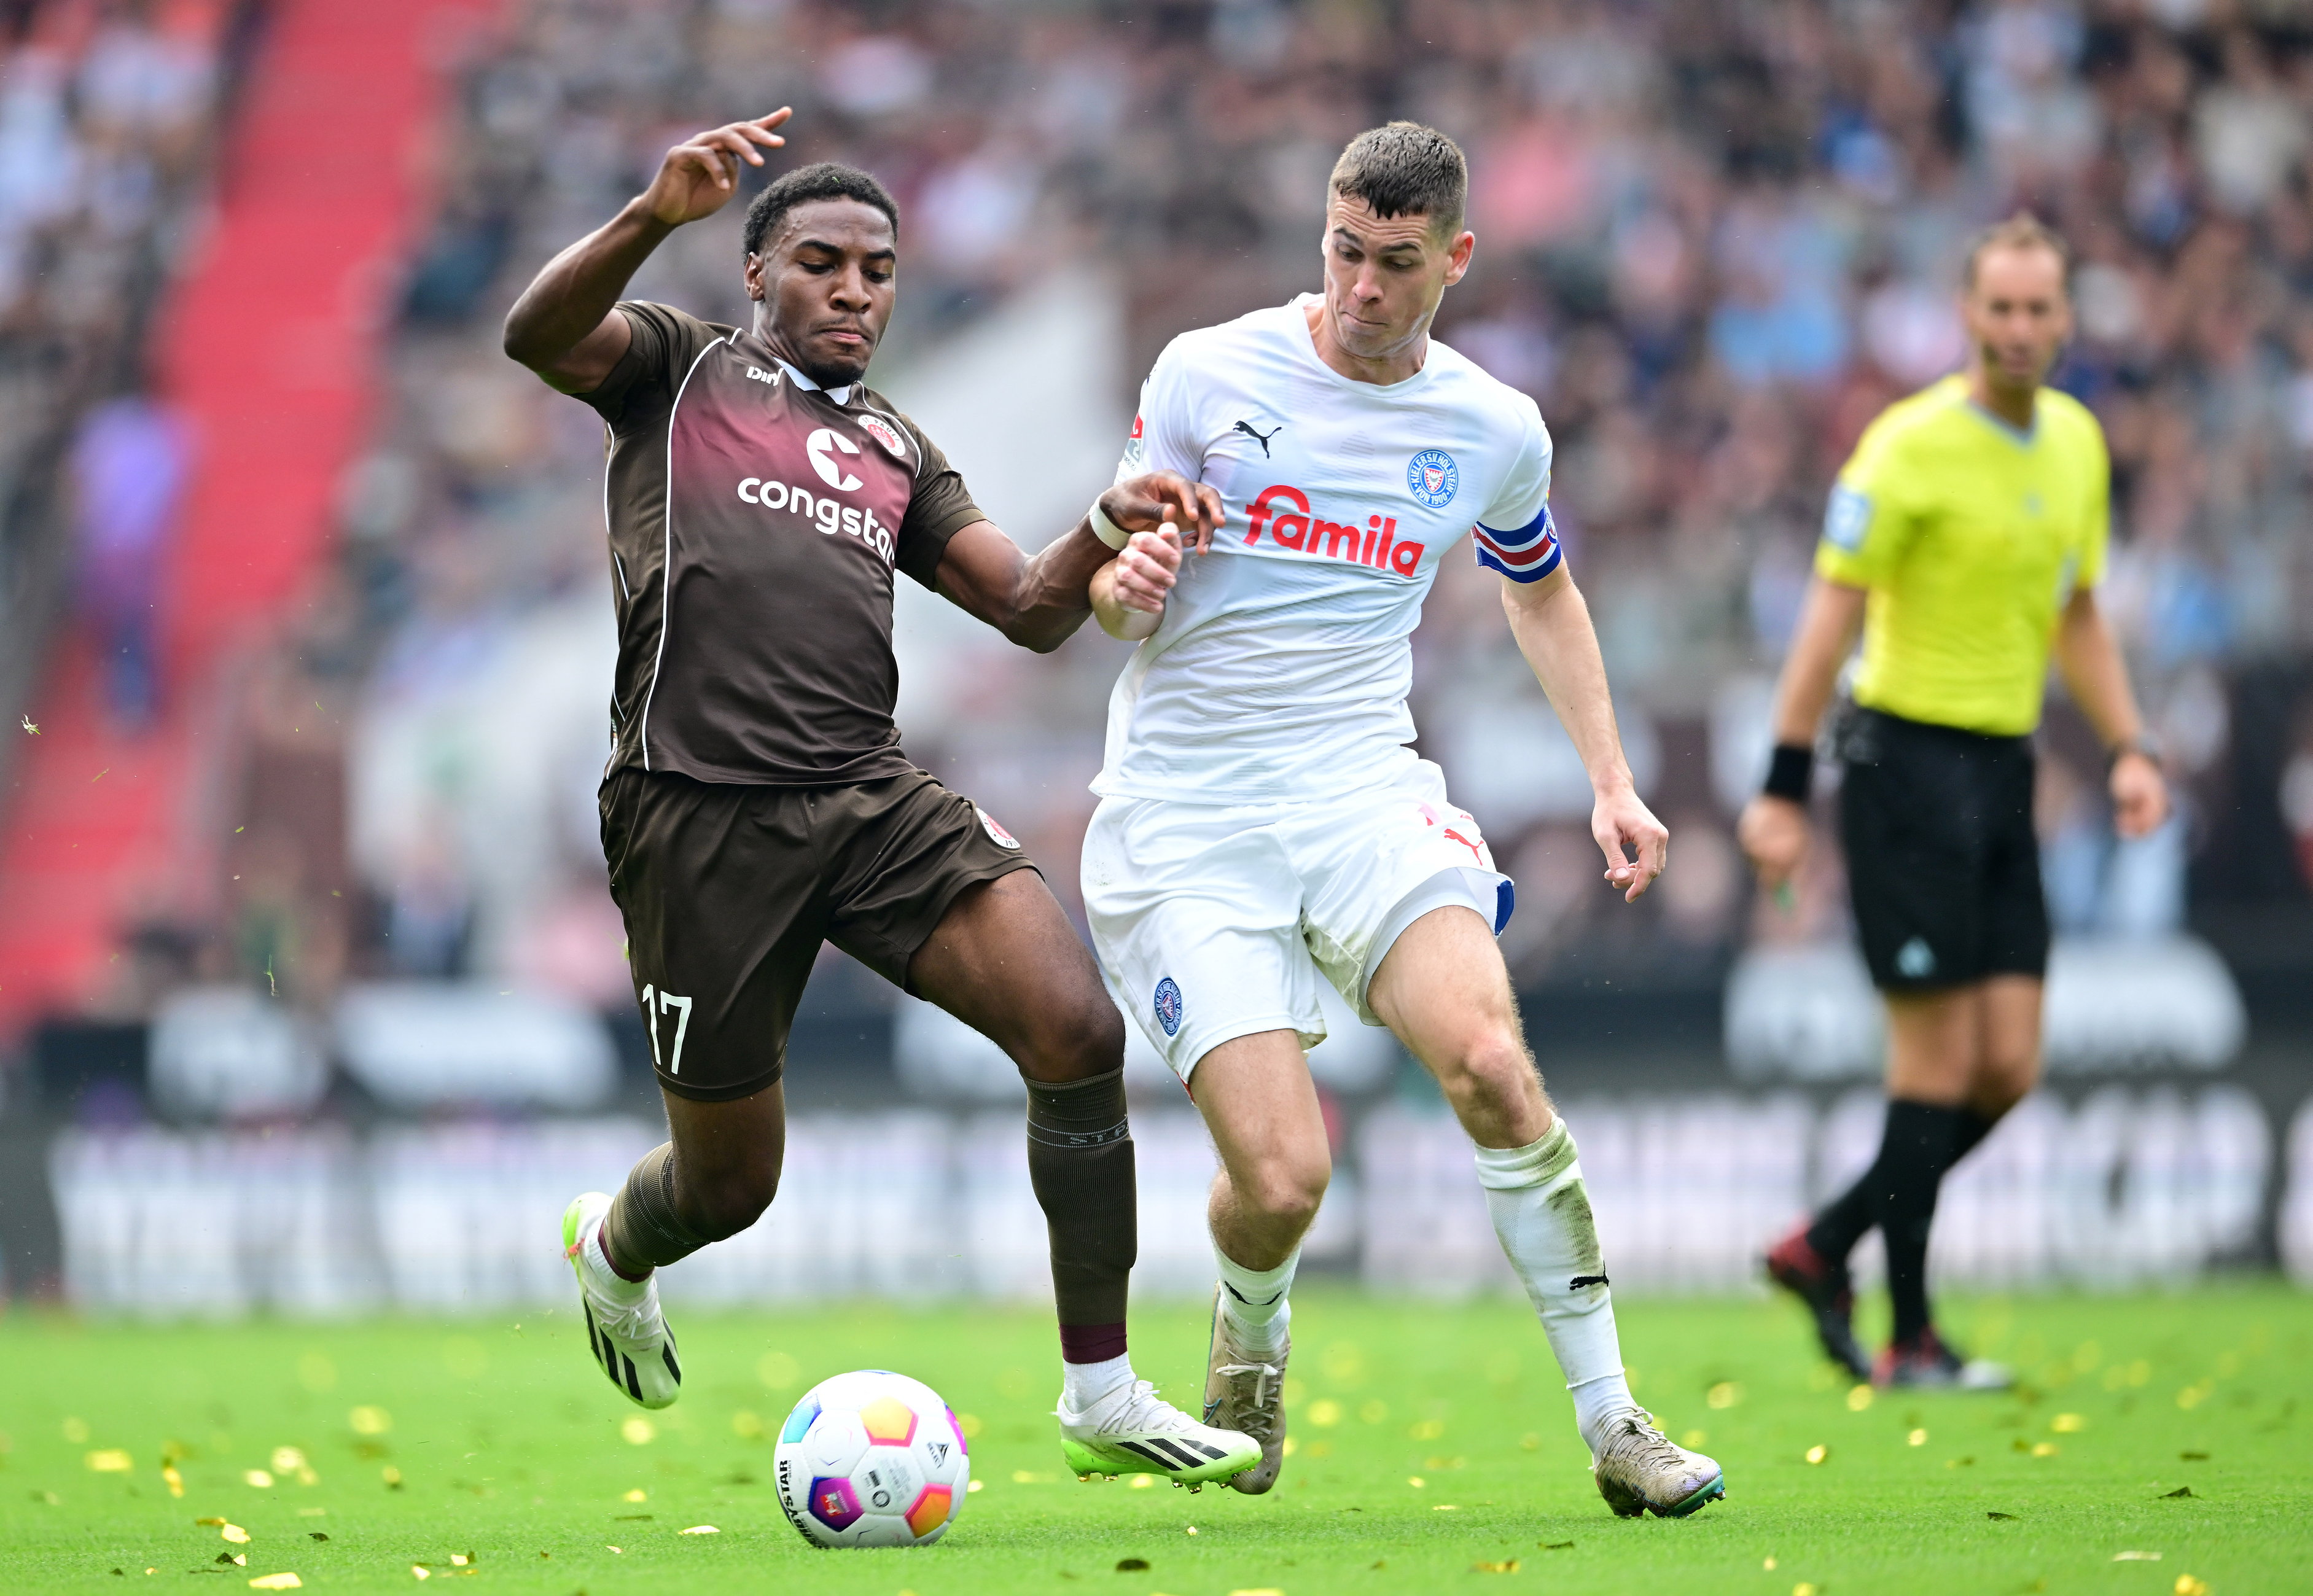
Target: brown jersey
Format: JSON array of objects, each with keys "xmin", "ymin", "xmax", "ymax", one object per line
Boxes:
[{"xmin": 578, "ymin": 300, "xmax": 985, "ymax": 785}]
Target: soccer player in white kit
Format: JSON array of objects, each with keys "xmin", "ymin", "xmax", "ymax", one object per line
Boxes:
[{"xmin": 1076, "ymin": 123, "xmax": 1725, "ymax": 1517}]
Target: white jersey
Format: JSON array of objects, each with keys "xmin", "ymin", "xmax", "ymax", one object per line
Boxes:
[{"xmin": 1095, "ymin": 294, "xmax": 1561, "ymax": 803}]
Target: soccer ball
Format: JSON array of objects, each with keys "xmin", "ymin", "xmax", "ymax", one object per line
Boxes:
[{"xmin": 774, "ymin": 1369, "xmax": 971, "ymax": 1548}]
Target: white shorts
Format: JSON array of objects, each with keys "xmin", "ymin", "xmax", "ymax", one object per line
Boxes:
[{"xmin": 1081, "ymin": 759, "xmax": 1515, "ymax": 1084}]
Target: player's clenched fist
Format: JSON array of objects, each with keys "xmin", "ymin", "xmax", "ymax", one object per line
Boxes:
[
  {"xmin": 1112, "ymin": 519, "xmax": 1183, "ymax": 613},
  {"xmin": 645, "ymin": 109, "xmax": 792, "ymax": 228}
]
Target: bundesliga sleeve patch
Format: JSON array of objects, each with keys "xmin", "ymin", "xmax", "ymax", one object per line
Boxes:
[
  {"xmin": 1823, "ymin": 485, "xmax": 1871, "ymax": 551},
  {"xmin": 975, "ymin": 806, "xmax": 1020, "ymax": 849}
]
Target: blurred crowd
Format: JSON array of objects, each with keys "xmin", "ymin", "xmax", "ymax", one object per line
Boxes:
[
  {"xmin": 0, "ymin": 0, "xmax": 225, "ymax": 730},
  {"xmin": 264, "ymin": 0, "xmax": 2313, "ymax": 1019}
]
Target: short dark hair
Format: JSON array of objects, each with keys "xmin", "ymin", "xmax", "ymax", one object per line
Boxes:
[
  {"xmin": 1328, "ymin": 122, "xmax": 1467, "ymax": 239},
  {"xmin": 1962, "ymin": 211, "xmax": 2070, "ymax": 290},
  {"xmin": 743, "ymin": 162, "xmax": 900, "ymax": 257}
]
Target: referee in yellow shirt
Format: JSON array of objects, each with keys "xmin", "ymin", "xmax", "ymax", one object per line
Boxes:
[{"xmin": 1740, "ymin": 216, "xmax": 2169, "ymax": 1388}]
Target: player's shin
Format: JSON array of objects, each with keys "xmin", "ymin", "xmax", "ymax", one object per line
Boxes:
[
  {"xmin": 1474, "ymin": 1119, "xmax": 1642, "ymax": 1451},
  {"xmin": 603, "ymin": 1142, "xmax": 711, "ymax": 1275},
  {"xmin": 1025, "ymin": 1068, "xmax": 1139, "ymax": 1409}
]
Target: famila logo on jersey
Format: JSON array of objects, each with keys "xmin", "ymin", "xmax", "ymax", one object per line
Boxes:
[{"xmin": 1243, "ymin": 483, "xmax": 1425, "ymax": 576}]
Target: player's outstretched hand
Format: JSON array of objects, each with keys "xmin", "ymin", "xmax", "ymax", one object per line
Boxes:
[
  {"xmin": 1102, "ymin": 472, "xmax": 1225, "ymax": 552},
  {"xmin": 1736, "ymin": 795, "xmax": 1808, "ymax": 892},
  {"xmin": 644, "ymin": 109, "xmax": 792, "ymax": 228},
  {"xmin": 1112, "ymin": 515, "xmax": 1184, "ymax": 613},
  {"xmin": 1596, "ymin": 785, "xmax": 1668, "ymax": 903},
  {"xmin": 2110, "ymin": 749, "xmax": 2169, "ymax": 839}
]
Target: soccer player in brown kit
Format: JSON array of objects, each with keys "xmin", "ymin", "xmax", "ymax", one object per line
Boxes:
[{"xmin": 502, "ymin": 109, "xmax": 1258, "ymax": 1484}]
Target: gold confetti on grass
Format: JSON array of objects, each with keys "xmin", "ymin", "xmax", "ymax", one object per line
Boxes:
[
  {"xmin": 1907, "ymin": 1429, "xmax": 1929, "ymax": 1447},
  {"xmin": 678, "ymin": 1525, "xmax": 719, "ymax": 1535},
  {"xmin": 2173, "ymin": 1577, "xmax": 2209, "ymax": 1596},
  {"xmin": 1473, "ymin": 1559, "xmax": 1521, "ymax": 1573},
  {"xmin": 2031, "ymin": 1442, "xmax": 2059, "ymax": 1458},
  {"xmin": 967, "ymin": 1479, "xmax": 985, "ymax": 1493},
  {"xmin": 348, "ymin": 1407, "xmax": 391, "ymax": 1436},
  {"xmin": 85, "ymin": 1450, "xmax": 133, "ymax": 1472},
  {"xmin": 270, "ymin": 1449, "xmax": 306, "ymax": 1473},
  {"xmin": 246, "ymin": 1576, "xmax": 301, "ymax": 1590},
  {"xmin": 220, "ymin": 1526, "xmax": 250, "ymax": 1545},
  {"xmin": 1846, "ymin": 1385, "xmax": 1873, "ymax": 1411},
  {"xmin": 1707, "ymin": 1382, "xmax": 1741, "ymax": 1409},
  {"xmin": 244, "ymin": 1470, "xmax": 275, "ymax": 1488},
  {"xmin": 620, "ymin": 1417, "xmax": 655, "ymax": 1446},
  {"xmin": 1804, "ymin": 1446, "xmax": 1828, "ymax": 1465},
  {"xmin": 2052, "ymin": 1414, "xmax": 2087, "ymax": 1433},
  {"xmin": 383, "ymin": 1468, "xmax": 403, "ymax": 1489},
  {"xmin": 162, "ymin": 1466, "xmax": 184, "ymax": 1498},
  {"xmin": 622, "ymin": 1489, "xmax": 647, "ymax": 1503},
  {"xmin": 2113, "ymin": 1551, "xmax": 2163, "ymax": 1562},
  {"xmin": 410, "ymin": 1568, "xmax": 429, "ymax": 1582}
]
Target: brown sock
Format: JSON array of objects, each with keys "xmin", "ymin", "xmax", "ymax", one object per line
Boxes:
[
  {"xmin": 1025, "ymin": 1069, "xmax": 1136, "ymax": 1364},
  {"xmin": 601, "ymin": 1143, "xmax": 708, "ymax": 1276}
]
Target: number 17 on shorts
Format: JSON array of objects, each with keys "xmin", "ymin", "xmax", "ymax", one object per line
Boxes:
[{"xmin": 640, "ymin": 984, "xmax": 694, "ymax": 1076}]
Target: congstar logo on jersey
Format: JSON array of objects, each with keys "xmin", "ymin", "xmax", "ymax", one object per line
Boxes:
[
  {"xmin": 736, "ymin": 465, "xmax": 896, "ymax": 563},
  {"xmin": 1242, "ymin": 483, "xmax": 1425, "ymax": 577}
]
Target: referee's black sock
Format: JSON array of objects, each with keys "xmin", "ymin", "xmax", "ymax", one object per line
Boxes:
[
  {"xmin": 1876, "ymin": 1100, "xmax": 1970, "ymax": 1345},
  {"xmin": 1024, "ymin": 1068, "xmax": 1137, "ymax": 1368},
  {"xmin": 1806, "ymin": 1100, "xmax": 1998, "ymax": 1306}
]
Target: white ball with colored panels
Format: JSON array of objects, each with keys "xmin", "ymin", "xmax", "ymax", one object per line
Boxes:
[{"xmin": 775, "ymin": 1370, "xmax": 971, "ymax": 1548}]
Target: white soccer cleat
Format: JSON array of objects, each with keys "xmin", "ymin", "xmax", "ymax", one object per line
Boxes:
[
  {"xmin": 1590, "ymin": 1412, "xmax": 1725, "ymax": 1518},
  {"xmin": 1202, "ymin": 1288, "xmax": 1288, "ymax": 1495},
  {"xmin": 562, "ymin": 1192, "xmax": 681, "ymax": 1411},
  {"xmin": 1057, "ymin": 1378, "xmax": 1262, "ymax": 1489}
]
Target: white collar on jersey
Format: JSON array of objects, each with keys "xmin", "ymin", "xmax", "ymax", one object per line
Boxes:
[{"xmin": 773, "ymin": 358, "xmax": 851, "ymax": 407}]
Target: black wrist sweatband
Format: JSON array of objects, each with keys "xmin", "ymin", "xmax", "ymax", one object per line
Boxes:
[{"xmin": 1763, "ymin": 742, "xmax": 1814, "ymax": 803}]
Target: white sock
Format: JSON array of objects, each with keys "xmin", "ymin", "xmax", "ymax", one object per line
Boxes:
[
  {"xmin": 1569, "ymin": 1371, "xmax": 1643, "ymax": 1451},
  {"xmin": 1474, "ymin": 1119, "xmax": 1637, "ymax": 1452},
  {"xmin": 1062, "ymin": 1353, "xmax": 1135, "ymax": 1414},
  {"xmin": 1214, "ymin": 1244, "xmax": 1298, "ymax": 1360},
  {"xmin": 586, "ymin": 1229, "xmax": 651, "ymax": 1306}
]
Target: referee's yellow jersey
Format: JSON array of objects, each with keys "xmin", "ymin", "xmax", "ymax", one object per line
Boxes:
[{"xmin": 1816, "ymin": 373, "xmax": 2109, "ymax": 738}]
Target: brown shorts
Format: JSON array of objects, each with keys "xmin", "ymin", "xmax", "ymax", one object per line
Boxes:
[{"xmin": 599, "ymin": 765, "xmax": 1039, "ymax": 1101}]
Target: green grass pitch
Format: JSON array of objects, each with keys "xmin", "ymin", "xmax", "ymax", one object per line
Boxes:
[{"xmin": 2, "ymin": 1285, "xmax": 2306, "ymax": 1595}]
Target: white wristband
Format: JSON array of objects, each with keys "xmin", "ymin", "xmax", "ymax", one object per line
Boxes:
[{"xmin": 1088, "ymin": 497, "xmax": 1131, "ymax": 550}]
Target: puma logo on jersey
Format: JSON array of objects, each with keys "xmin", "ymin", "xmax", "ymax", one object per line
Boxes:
[
  {"xmin": 1242, "ymin": 482, "xmax": 1424, "ymax": 576},
  {"xmin": 1232, "ymin": 419, "xmax": 1282, "ymax": 457}
]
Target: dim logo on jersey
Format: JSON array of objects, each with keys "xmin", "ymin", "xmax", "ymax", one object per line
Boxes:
[
  {"xmin": 1153, "ymin": 976, "xmax": 1183, "ymax": 1038},
  {"xmin": 857, "ymin": 413, "xmax": 908, "ymax": 459},
  {"xmin": 1120, "ymin": 412, "xmax": 1145, "ymax": 469},
  {"xmin": 1406, "ymin": 448, "xmax": 1459, "ymax": 509},
  {"xmin": 1823, "ymin": 485, "xmax": 1871, "ymax": 551}
]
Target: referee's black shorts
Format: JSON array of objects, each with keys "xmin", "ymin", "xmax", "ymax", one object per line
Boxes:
[{"xmin": 1837, "ymin": 707, "xmax": 2050, "ymax": 992}]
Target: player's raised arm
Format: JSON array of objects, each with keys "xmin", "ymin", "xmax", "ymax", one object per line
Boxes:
[
  {"xmin": 502, "ymin": 110, "xmax": 792, "ymax": 392},
  {"xmin": 1497, "ymin": 565, "xmax": 1669, "ymax": 903},
  {"xmin": 932, "ymin": 471, "xmax": 1219, "ymax": 653}
]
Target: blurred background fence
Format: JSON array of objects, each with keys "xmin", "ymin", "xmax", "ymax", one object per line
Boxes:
[{"xmin": 2, "ymin": 0, "xmax": 2311, "ymax": 1312}]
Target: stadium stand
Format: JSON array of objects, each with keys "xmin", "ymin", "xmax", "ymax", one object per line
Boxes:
[{"xmin": 3, "ymin": 0, "xmax": 2312, "ymax": 1306}]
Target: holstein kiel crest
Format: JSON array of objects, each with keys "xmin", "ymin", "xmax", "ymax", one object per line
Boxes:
[
  {"xmin": 1407, "ymin": 448, "xmax": 1459, "ymax": 508},
  {"xmin": 1153, "ymin": 976, "xmax": 1184, "ymax": 1037}
]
